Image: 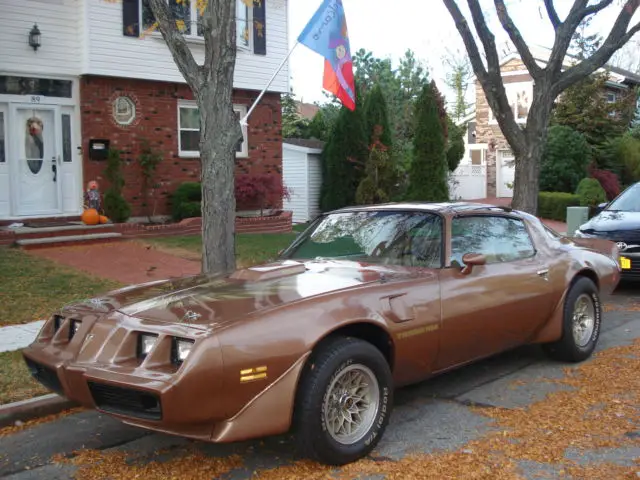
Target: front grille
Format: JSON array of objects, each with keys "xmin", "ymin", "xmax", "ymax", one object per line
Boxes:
[
  {"xmin": 87, "ymin": 381, "xmax": 162, "ymax": 420},
  {"xmin": 593, "ymin": 230, "xmax": 640, "ymax": 244},
  {"xmin": 24, "ymin": 357, "xmax": 64, "ymax": 395}
]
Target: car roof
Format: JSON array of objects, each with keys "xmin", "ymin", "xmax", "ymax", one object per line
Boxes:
[{"xmin": 327, "ymin": 201, "xmax": 518, "ymax": 216}]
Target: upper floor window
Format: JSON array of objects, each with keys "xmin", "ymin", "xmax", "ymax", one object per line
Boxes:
[
  {"xmin": 178, "ymin": 101, "xmax": 248, "ymax": 158},
  {"xmin": 141, "ymin": 0, "xmax": 250, "ymax": 48},
  {"xmin": 450, "ymin": 215, "xmax": 536, "ymax": 266},
  {"xmin": 488, "ymin": 81, "xmax": 532, "ymax": 125},
  {"xmin": 607, "ymin": 92, "xmax": 617, "ymax": 103}
]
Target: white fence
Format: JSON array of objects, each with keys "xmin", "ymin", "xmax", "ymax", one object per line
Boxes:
[{"xmin": 449, "ymin": 165, "xmax": 487, "ymax": 200}]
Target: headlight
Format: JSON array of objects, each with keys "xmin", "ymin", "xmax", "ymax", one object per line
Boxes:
[
  {"xmin": 172, "ymin": 338, "xmax": 194, "ymax": 365},
  {"xmin": 138, "ymin": 333, "xmax": 158, "ymax": 358},
  {"xmin": 69, "ymin": 320, "xmax": 81, "ymax": 340}
]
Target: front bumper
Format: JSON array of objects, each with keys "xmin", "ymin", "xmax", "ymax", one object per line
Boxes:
[
  {"xmin": 21, "ymin": 312, "xmax": 307, "ymax": 444},
  {"xmin": 618, "ymin": 252, "xmax": 640, "ymax": 280},
  {"xmin": 21, "ymin": 312, "xmax": 224, "ymax": 441}
]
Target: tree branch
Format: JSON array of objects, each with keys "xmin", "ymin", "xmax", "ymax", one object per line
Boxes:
[
  {"xmin": 202, "ymin": 0, "xmax": 238, "ymax": 85},
  {"xmin": 543, "ymin": 0, "xmax": 561, "ymax": 29},
  {"xmin": 581, "ymin": 0, "xmax": 615, "ymax": 19},
  {"xmin": 441, "ymin": 0, "xmax": 489, "ymax": 81},
  {"xmin": 494, "ymin": 0, "xmax": 542, "ymax": 77},
  {"xmin": 148, "ymin": 0, "xmax": 202, "ymax": 92},
  {"xmin": 466, "ymin": 0, "xmax": 501, "ymax": 74},
  {"xmin": 441, "ymin": 0, "xmax": 525, "ymax": 154},
  {"xmin": 554, "ymin": 1, "xmax": 640, "ymax": 95}
]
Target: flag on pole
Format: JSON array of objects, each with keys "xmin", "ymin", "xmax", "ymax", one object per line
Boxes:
[{"xmin": 297, "ymin": 0, "xmax": 356, "ymax": 110}]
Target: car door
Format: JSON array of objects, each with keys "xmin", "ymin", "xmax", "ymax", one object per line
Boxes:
[{"xmin": 435, "ymin": 213, "xmax": 553, "ymax": 371}]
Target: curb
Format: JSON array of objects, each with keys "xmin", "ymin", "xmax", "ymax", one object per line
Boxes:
[{"xmin": 0, "ymin": 394, "xmax": 79, "ymax": 429}]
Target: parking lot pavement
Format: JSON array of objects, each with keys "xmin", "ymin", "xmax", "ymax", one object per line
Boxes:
[{"xmin": 1, "ymin": 285, "xmax": 638, "ymax": 479}]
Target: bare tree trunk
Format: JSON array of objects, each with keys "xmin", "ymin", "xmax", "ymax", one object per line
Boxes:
[
  {"xmin": 512, "ymin": 142, "xmax": 543, "ymax": 214},
  {"xmin": 198, "ymin": 85, "xmax": 241, "ymax": 274},
  {"xmin": 511, "ymin": 81, "xmax": 554, "ymax": 214},
  {"xmin": 148, "ymin": 0, "xmax": 242, "ymax": 275}
]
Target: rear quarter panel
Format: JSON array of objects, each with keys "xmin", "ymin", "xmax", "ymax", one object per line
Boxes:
[{"xmin": 522, "ymin": 214, "xmax": 620, "ymax": 344}]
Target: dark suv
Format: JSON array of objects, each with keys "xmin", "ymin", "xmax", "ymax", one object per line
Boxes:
[{"xmin": 574, "ymin": 181, "xmax": 640, "ymax": 279}]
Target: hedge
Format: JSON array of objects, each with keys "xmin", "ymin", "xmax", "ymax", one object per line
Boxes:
[
  {"xmin": 538, "ymin": 192, "xmax": 580, "ymax": 221},
  {"xmin": 171, "ymin": 182, "xmax": 202, "ymax": 221}
]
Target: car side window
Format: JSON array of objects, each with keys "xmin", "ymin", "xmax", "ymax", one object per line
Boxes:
[{"xmin": 450, "ymin": 215, "xmax": 536, "ymax": 266}]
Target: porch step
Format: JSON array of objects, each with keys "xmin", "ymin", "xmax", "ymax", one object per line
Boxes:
[
  {"xmin": 15, "ymin": 232, "xmax": 123, "ymax": 250},
  {"xmin": 12, "ymin": 223, "xmax": 117, "ymax": 240}
]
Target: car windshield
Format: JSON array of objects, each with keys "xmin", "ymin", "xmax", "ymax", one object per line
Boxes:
[
  {"xmin": 605, "ymin": 183, "xmax": 640, "ymax": 212},
  {"xmin": 281, "ymin": 210, "xmax": 443, "ymax": 268}
]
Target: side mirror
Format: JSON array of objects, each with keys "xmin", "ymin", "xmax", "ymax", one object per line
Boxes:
[
  {"xmin": 595, "ymin": 202, "xmax": 608, "ymax": 214},
  {"xmin": 460, "ymin": 252, "xmax": 486, "ymax": 275}
]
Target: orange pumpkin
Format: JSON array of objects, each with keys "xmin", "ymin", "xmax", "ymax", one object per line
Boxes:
[
  {"xmin": 81, "ymin": 208, "xmax": 100, "ymax": 225},
  {"xmin": 99, "ymin": 215, "xmax": 109, "ymax": 224}
]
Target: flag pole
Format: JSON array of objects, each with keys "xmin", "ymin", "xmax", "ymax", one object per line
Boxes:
[{"xmin": 240, "ymin": 41, "xmax": 300, "ymax": 126}]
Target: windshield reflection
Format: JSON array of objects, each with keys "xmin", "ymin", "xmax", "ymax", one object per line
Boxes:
[
  {"xmin": 281, "ymin": 211, "xmax": 444, "ymax": 268},
  {"xmin": 605, "ymin": 183, "xmax": 640, "ymax": 213}
]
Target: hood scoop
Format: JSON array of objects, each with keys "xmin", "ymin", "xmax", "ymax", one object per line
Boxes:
[{"xmin": 229, "ymin": 260, "xmax": 306, "ymax": 282}]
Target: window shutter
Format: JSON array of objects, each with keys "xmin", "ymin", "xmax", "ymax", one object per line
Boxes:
[
  {"xmin": 123, "ymin": 0, "xmax": 140, "ymax": 37},
  {"xmin": 253, "ymin": 0, "xmax": 266, "ymax": 55}
]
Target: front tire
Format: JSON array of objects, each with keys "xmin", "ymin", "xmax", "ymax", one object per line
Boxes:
[
  {"xmin": 294, "ymin": 336, "xmax": 393, "ymax": 466},
  {"xmin": 542, "ymin": 276, "xmax": 601, "ymax": 362}
]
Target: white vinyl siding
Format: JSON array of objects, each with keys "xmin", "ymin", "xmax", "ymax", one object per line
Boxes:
[
  {"xmin": 86, "ymin": 0, "xmax": 289, "ymax": 93},
  {"xmin": 283, "ymin": 143, "xmax": 323, "ymax": 224},
  {"xmin": 0, "ymin": 0, "xmax": 82, "ymax": 77}
]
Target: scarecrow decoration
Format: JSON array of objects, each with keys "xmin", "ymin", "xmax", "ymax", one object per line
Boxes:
[{"xmin": 82, "ymin": 180, "xmax": 109, "ymax": 225}]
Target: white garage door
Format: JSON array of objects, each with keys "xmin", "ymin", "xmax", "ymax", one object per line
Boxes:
[{"xmin": 497, "ymin": 149, "xmax": 515, "ymax": 198}]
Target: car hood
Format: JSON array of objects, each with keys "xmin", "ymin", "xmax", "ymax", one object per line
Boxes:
[
  {"xmin": 581, "ymin": 211, "xmax": 640, "ymax": 232},
  {"xmin": 61, "ymin": 259, "xmax": 416, "ymax": 330}
]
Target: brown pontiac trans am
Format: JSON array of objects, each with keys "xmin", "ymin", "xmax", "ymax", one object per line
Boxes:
[{"xmin": 23, "ymin": 202, "xmax": 621, "ymax": 465}]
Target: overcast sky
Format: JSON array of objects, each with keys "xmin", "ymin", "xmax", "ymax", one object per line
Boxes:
[{"xmin": 285, "ymin": 0, "xmax": 633, "ymax": 107}]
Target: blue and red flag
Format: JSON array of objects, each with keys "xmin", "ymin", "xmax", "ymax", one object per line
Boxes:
[{"xmin": 297, "ymin": 0, "xmax": 356, "ymax": 110}]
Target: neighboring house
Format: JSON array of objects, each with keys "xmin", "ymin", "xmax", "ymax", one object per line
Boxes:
[
  {"xmin": 295, "ymin": 101, "xmax": 320, "ymax": 121},
  {"xmin": 456, "ymin": 48, "xmax": 640, "ymax": 199},
  {"xmin": 0, "ymin": 0, "xmax": 289, "ymax": 222}
]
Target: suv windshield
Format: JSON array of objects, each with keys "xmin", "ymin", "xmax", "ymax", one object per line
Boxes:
[
  {"xmin": 606, "ymin": 183, "xmax": 640, "ymax": 212},
  {"xmin": 281, "ymin": 210, "xmax": 443, "ymax": 268}
]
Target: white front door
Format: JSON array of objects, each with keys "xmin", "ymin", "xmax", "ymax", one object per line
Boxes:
[
  {"xmin": 497, "ymin": 150, "xmax": 515, "ymax": 198},
  {"xmin": 10, "ymin": 105, "xmax": 62, "ymax": 216}
]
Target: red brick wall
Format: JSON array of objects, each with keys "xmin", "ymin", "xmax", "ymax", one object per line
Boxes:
[{"xmin": 79, "ymin": 75, "xmax": 283, "ymax": 217}]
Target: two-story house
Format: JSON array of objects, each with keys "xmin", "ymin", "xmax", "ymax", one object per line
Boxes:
[
  {"xmin": 0, "ymin": 0, "xmax": 289, "ymax": 222},
  {"xmin": 457, "ymin": 48, "xmax": 640, "ymax": 199}
]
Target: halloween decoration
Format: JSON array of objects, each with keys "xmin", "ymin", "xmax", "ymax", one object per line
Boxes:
[
  {"xmin": 25, "ymin": 116, "xmax": 44, "ymax": 174},
  {"xmin": 82, "ymin": 180, "xmax": 110, "ymax": 225},
  {"xmin": 81, "ymin": 208, "xmax": 100, "ymax": 225}
]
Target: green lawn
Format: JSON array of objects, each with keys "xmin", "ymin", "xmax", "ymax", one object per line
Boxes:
[
  {"xmin": 0, "ymin": 350, "xmax": 50, "ymax": 405},
  {"xmin": 148, "ymin": 224, "xmax": 309, "ymax": 268},
  {"xmin": 0, "ymin": 248, "xmax": 122, "ymax": 327}
]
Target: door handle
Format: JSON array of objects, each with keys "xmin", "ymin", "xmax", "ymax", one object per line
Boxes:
[
  {"xmin": 536, "ymin": 268, "xmax": 549, "ymax": 281},
  {"xmin": 51, "ymin": 156, "xmax": 57, "ymax": 182}
]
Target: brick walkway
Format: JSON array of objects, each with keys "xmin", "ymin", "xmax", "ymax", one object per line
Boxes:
[{"xmin": 28, "ymin": 241, "xmax": 201, "ymax": 286}]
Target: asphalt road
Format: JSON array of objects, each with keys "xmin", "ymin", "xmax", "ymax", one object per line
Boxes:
[{"xmin": 1, "ymin": 284, "xmax": 639, "ymax": 479}]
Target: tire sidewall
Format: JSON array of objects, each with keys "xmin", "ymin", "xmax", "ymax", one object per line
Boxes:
[
  {"xmin": 565, "ymin": 278, "xmax": 601, "ymax": 358},
  {"xmin": 301, "ymin": 339, "xmax": 393, "ymax": 464}
]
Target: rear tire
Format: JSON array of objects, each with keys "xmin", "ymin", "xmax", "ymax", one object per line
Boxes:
[
  {"xmin": 294, "ymin": 336, "xmax": 393, "ymax": 466},
  {"xmin": 542, "ymin": 276, "xmax": 601, "ymax": 363}
]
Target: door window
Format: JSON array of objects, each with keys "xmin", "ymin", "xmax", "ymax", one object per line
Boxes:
[
  {"xmin": 0, "ymin": 111, "xmax": 5, "ymax": 163},
  {"xmin": 62, "ymin": 114, "xmax": 72, "ymax": 163},
  {"xmin": 450, "ymin": 215, "xmax": 535, "ymax": 266}
]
